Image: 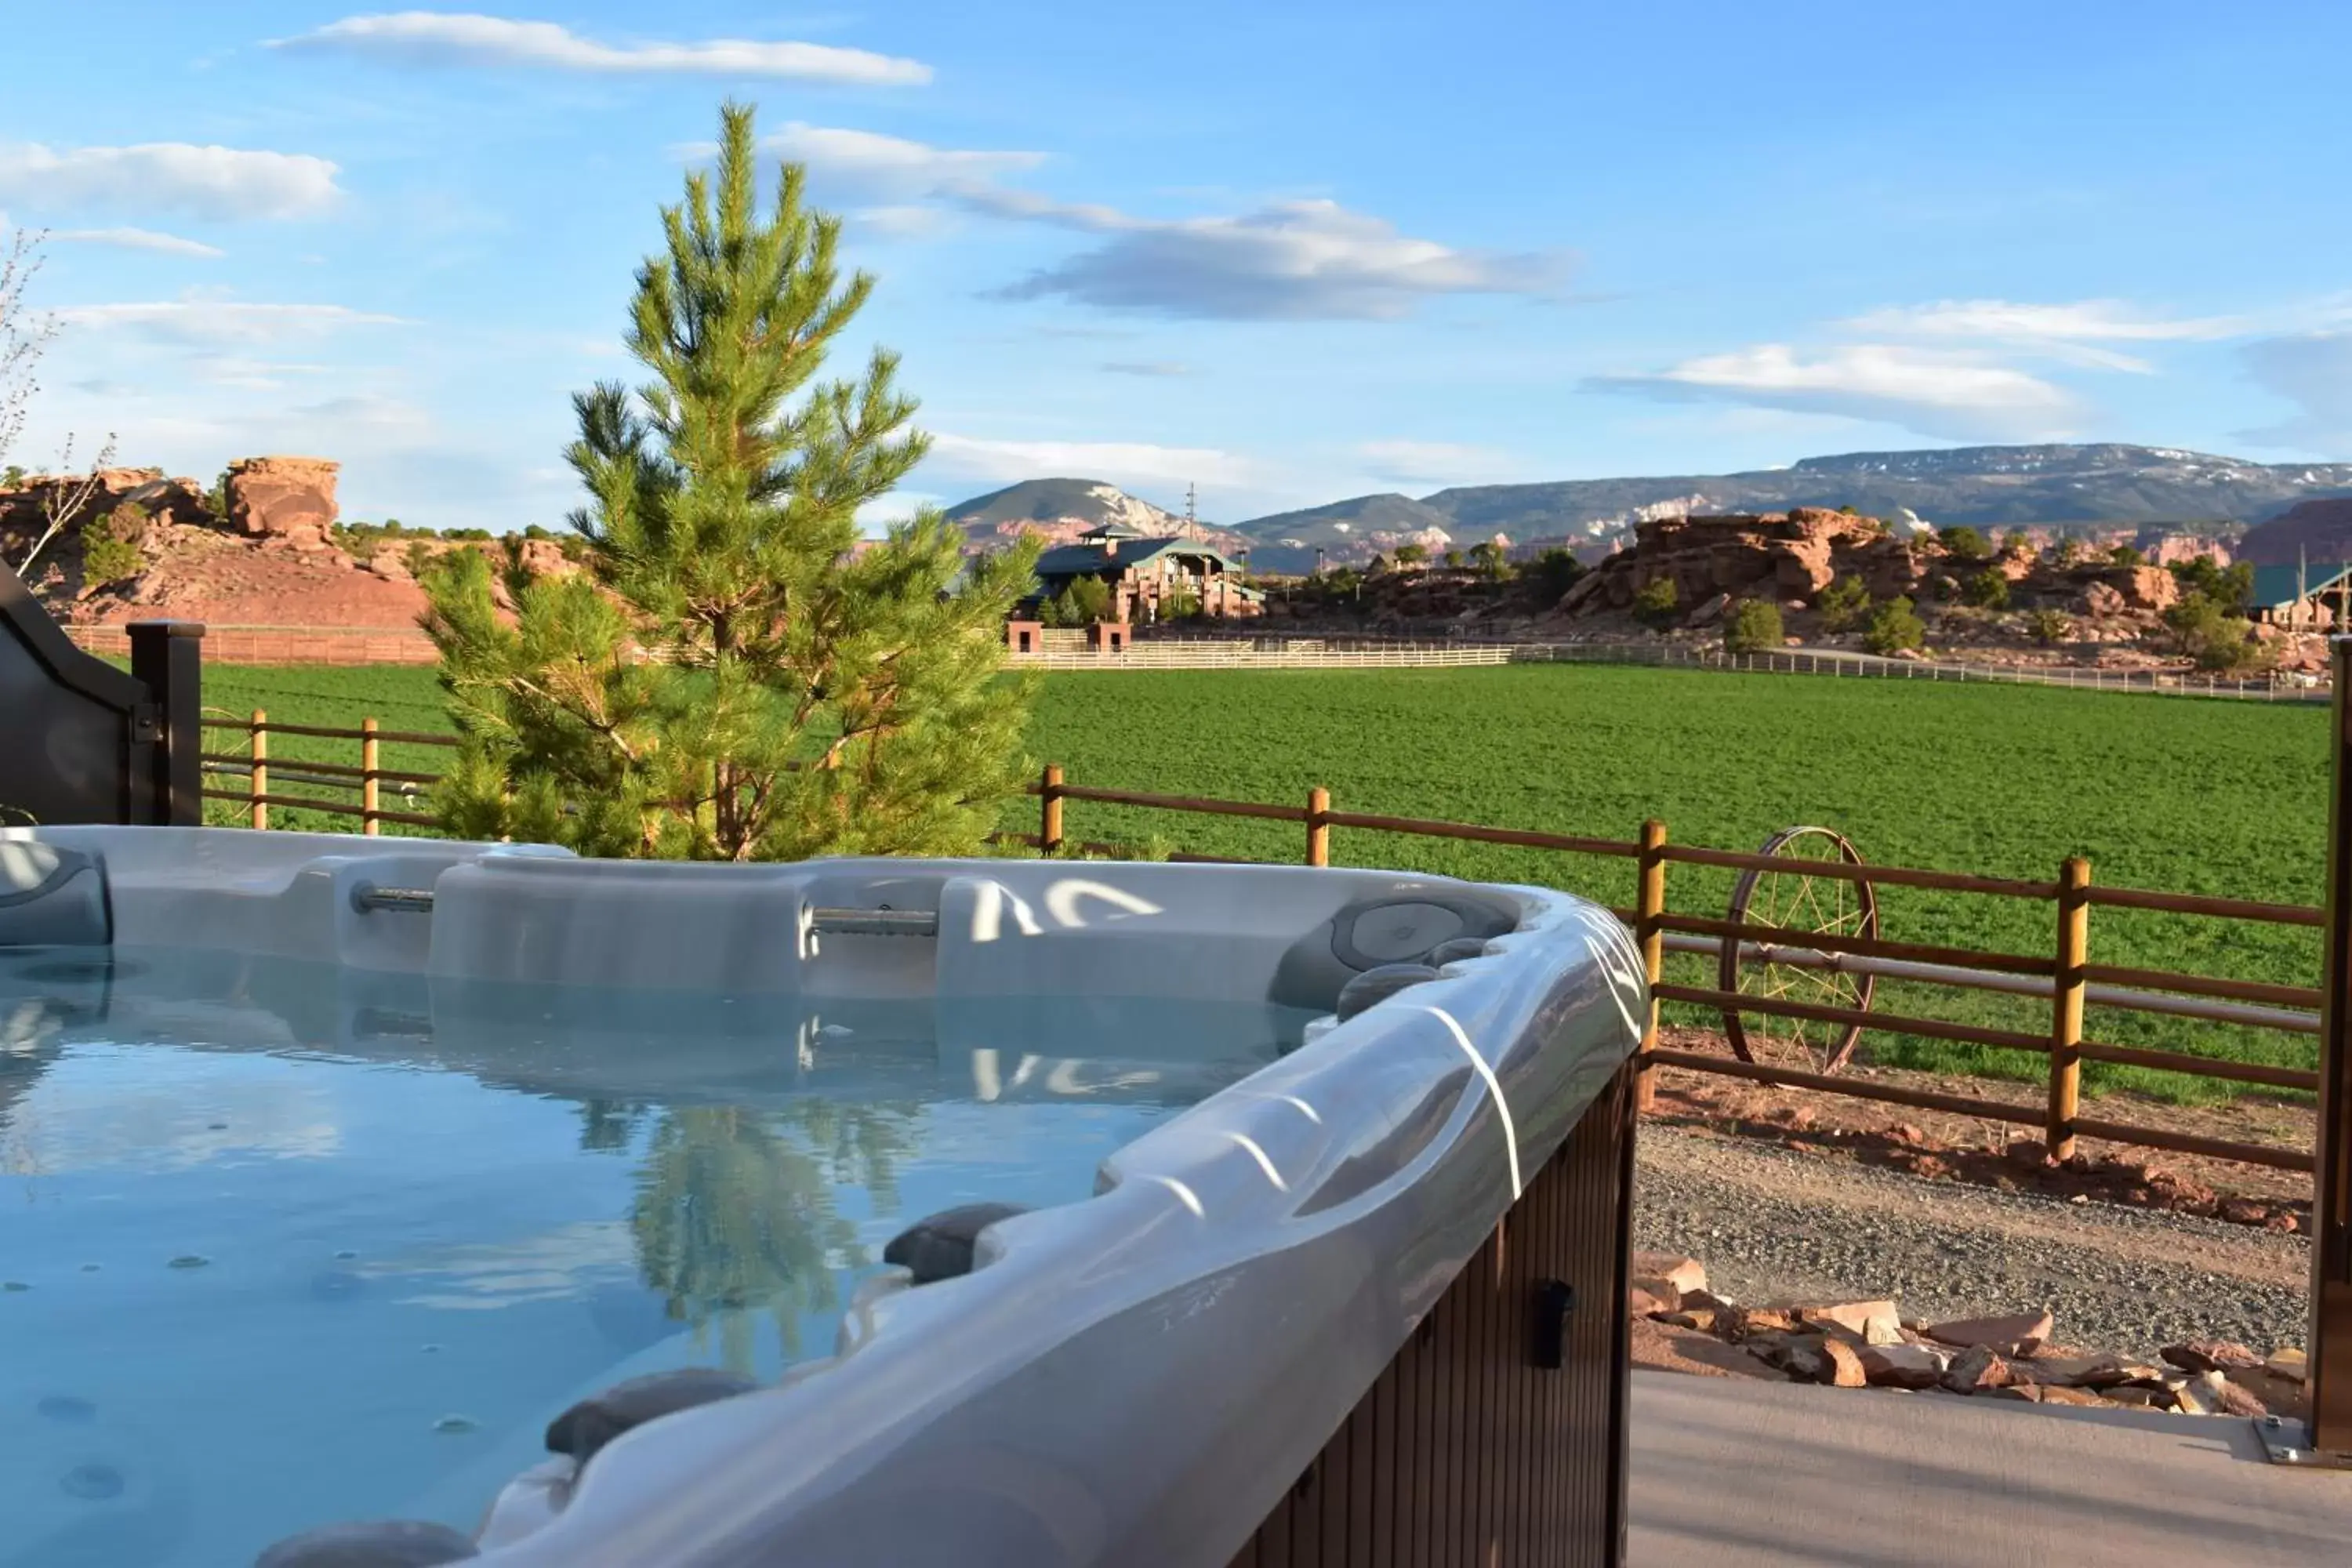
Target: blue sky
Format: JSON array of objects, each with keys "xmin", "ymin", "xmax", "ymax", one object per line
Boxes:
[{"xmin": 4, "ymin": 2, "xmax": 2350, "ymax": 532}]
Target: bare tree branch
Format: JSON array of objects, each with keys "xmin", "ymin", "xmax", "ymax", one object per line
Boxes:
[
  {"xmin": 5, "ymin": 431, "xmax": 120, "ymax": 581},
  {"xmin": 0, "ymin": 225, "xmax": 56, "ymax": 481}
]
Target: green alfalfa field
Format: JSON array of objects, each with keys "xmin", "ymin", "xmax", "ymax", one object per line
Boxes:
[{"xmin": 194, "ymin": 661, "xmax": 2329, "ymax": 1103}]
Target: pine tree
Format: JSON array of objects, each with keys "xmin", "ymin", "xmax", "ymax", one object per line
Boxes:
[{"xmin": 423, "ymin": 103, "xmax": 1040, "ymax": 861}]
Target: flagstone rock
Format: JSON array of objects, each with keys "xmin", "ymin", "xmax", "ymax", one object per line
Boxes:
[
  {"xmin": 1940, "ymin": 1345, "xmax": 2014, "ymax": 1395},
  {"xmin": 2159, "ymin": 1338, "xmax": 2263, "ymax": 1374},
  {"xmin": 1859, "ymin": 1342, "xmax": 1949, "ymax": 1390},
  {"xmin": 1632, "ymin": 1253, "xmax": 1709, "ymax": 1297},
  {"xmin": 1801, "ymin": 1300, "xmax": 1902, "ymax": 1346},
  {"xmin": 1923, "ymin": 1311, "xmax": 2053, "ymax": 1356}
]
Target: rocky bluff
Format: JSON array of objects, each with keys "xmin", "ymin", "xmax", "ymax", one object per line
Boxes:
[
  {"xmin": 1558, "ymin": 508, "xmax": 2180, "ymax": 626},
  {"xmin": 0, "ymin": 456, "xmax": 342, "ymax": 550}
]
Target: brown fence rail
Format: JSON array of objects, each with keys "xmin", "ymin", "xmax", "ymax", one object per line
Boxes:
[
  {"xmin": 199, "ymin": 711, "xmax": 459, "ymax": 835},
  {"xmin": 199, "ymin": 712, "xmax": 2324, "ymax": 1178}
]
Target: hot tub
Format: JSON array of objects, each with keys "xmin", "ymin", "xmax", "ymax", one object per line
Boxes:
[{"xmin": 0, "ymin": 827, "xmax": 1645, "ymax": 1568}]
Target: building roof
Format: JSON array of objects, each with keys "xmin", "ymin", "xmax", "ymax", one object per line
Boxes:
[
  {"xmin": 1076, "ymin": 520, "xmax": 1149, "ymax": 540},
  {"xmin": 1035, "ymin": 535, "xmax": 1236, "ymax": 578},
  {"xmin": 2249, "ymin": 562, "xmax": 2352, "ymax": 608}
]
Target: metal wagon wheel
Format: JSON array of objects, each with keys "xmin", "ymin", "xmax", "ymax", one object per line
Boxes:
[{"xmin": 1718, "ymin": 826, "xmax": 1878, "ymax": 1075}]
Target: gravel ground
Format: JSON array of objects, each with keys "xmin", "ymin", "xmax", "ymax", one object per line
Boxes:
[{"xmin": 1633, "ymin": 1125, "xmax": 2309, "ymax": 1361}]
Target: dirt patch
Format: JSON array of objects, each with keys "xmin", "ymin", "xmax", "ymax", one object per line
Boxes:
[{"xmin": 1645, "ymin": 1025, "xmax": 2311, "ymax": 1231}]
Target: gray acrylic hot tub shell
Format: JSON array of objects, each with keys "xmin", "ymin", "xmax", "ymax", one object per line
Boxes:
[{"xmin": 4, "ymin": 827, "xmax": 1645, "ymax": 1568}]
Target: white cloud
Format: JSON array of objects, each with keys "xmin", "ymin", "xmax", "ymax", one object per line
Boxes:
[
  {"xmin": 989, "ymin": 198, "xmax": 1561, "ymax": 321},
  {"xmin": 925, "ymin": 432, "xmax": 1261, "ymax": 491},
  {"xmin": 753, "ymin": 124, "xmax": 1044, "ymax": 197},
  {"xmin": 1848, "ymin": 298, "xmax": 2249, "ymax": 343},
  {"xmin": 856, "ymin": 489, "xmax": 945, "ymax": 532},
  {"xmin": 0, "ymin": 143, "xmax": 342, "ymax": 221},
  {"xmin": 1356, "ymin": 439, "xmax": 1512, "ymax": 485},
  {"xmin": 755, "ymin": 123, "xmax": 1562, "ymax": 321},
  {"xmin": 1592, "ymin": 343, "xmax": 2077, "ymax": 442},
  {"xmin": 1844, "ymin": 298, "xmax": 2250, "ymax": 373},
  {"xmin": 50, "ymin": 227, "xmax": 224, "ymax": 258},
  {"xmin": 848, "ymin": 205, "xmax": 954, "ymax": 241},
  {"xmin": 2238, "ymin": 330, "xmax": 2352, "ymax": 452},
  {"xmin": 54, "ymin": 299, "xmax": 407, "ymax": 347},
  {"xmin": 291, "ymin": 393, "xmax": 435, "ymax": 435},
  {"xmin": 279, "ymin": 13, "xmax": 930, "ymax": 85}
]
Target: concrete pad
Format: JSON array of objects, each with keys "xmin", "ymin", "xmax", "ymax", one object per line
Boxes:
[{"xmin": 1631, "ymin": 1370, "xmax": 2352, "ymax": 1566}]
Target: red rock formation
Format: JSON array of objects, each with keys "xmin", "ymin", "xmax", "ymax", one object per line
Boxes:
[
  {"xmin": 2236, "ymin": 499, "xmax": 2352, "ymax": 568},
  {"xmin": 227, "ymin": 456, "xmax": 339, "ymax": 548},
  {"xmin": 0, "ymin": 466, "xmax": 215, "ymax": 536},
  {"xmin": 1563, "ymin": 510, "xmax": 1920, "ymax": 617}
]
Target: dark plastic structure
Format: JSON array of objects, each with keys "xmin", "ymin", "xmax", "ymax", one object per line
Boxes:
[
  {"xmin": 1231, "ymin": 1062, "xmax": 1635, "ymax": 1566},
  {"xmin": 0, "ymin": 560, "xmax": 203, "ymax": 826}
]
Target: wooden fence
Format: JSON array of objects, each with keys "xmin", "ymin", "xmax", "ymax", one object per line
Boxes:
[
  {"xmin": 196, "ymin": 712, "xmax": 2322, "ymax": 1175},
  {"xmin": 199, "ymin": 710, "xmax": 456, "ymax": 831},
  {"xmin": 72, "ymin": 622, "xmax": 440, "ymax": 665}
]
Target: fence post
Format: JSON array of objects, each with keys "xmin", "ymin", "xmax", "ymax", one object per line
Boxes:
[
  {"xmin": 1634, "ymin": 819, "xmax": 1668, "ymax": 1113},
  {"xmin": 361, "ymin": 717, "xmax": 381, "ymax": 837},
  {"xmin": 249, "ymin": 710, "xmax": 268, "ymax": 830},
  {"xmin": 2310, "ymin": 637, "xmax": 2352, "ymax": 1455},
  {"xmin": 2046, "ymin": 855, "xmax": 2091, "ymax": 1162},
  {"xmin": 1040, "ymin": 764, "xmax": 1064, "ymax": 855},
  {"xmin": 1306, "ymin": 786, "xmax": 1330, "ymax": 868}
]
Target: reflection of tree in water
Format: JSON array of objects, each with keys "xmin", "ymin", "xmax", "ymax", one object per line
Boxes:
[
  {"xmin": 629, "ymin": 1100, "xmax": 918, "ymax": 1372},
  {"xmin": 577, "ymin": 1098, "xmax": 648, "ymax": 1154}
]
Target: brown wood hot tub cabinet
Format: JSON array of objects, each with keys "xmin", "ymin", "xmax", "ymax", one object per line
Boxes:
[{"xmin": 1230, "ymin": 1062, "xmax": 1635, "ymax": 1568}]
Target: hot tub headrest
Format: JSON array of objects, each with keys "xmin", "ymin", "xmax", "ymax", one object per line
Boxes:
[
  {"xmin": 1269, "ymin": 889, "xmax": 1518, "ymax": 1012},
  {"xmin": 544, "ymin": 1367, "xmax": 760, "ymax": 1466},
  {"xmin": 252, "ymin": 1519, "xmax": 479, "ymax": 1565},
  {"xmin": 0, "ymin": 841, "xmax": 110, "ymax": 948}
]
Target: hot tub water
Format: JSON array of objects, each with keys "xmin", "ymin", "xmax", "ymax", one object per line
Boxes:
[{"xmin": 0, "ymin": 950, "xmax": 1305, "ymax": 1568}]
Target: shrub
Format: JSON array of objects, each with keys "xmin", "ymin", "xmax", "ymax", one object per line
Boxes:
[
  {"xmin": 1817, "ymin": 573, "xmax": 1871, "ymax": 632},
  {"xmin": 1722, "ymin": 598, "xmax": 1784, "ymax": 655},
  {"xmin": 1443, "ymin": 548, "xmax": 1464, "ymax": 568},
  {"xmin": 1160, "ymin": 587, "xmax": 1203, "ymax": 621},
  {"xmin": 2051, "ymin": 537, "xmax": 2082, "ymax": 568},
  {"xmin": 1469, "ymin": 539, "xmax": 1507, "ymax": 579},
  {"xmin": 1393, "ymin": 543, "xmax": 1428, "ymax": 566},
  {"xmin": 1862, "ymin": 596, "xmax": 1926, "ymax": 655},
  {"xmin": 2030, "ymin": 608, "xmax": 2071, "ymax": 645},
  {"xmin": 1632, "ymin": 575, "xmax": 1680, "ymax": 627},
  {"xmin": 2169, "ymin": 555, "xmax": 2254, "ymax": 615},
  {"xmin": 1936, "ymin": 525, "xmax": 1991, "ymax": 561},
  {"xmin": 2163, "ymin": 592, "xmax": 2267, "ymax": 672},
  {"xmin": 1046, "ymin": 575, "xmax": 1111, "ymax": 626},
  {"xmin": 1526, "ymin": 547, "xmax": 1584, "ymax": 601},
  {"xmin": 1963, "ymin": 570, "xmax": 2010, "ymax": 609},
  {"xmin": 2109, "ymin": 543, "xmax": 2145, "ymax": 567},
  {"xmin": 2001, "ymin": 532, "xmax": 2034, "ymax": 558},
  {"xmin": 80, "ymin": 505, "xmax": 145, "ymax": 588}
]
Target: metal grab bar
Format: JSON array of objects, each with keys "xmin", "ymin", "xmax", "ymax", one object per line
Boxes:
[
  {"xmin": 809, "ymin": 908, "xmax": 939, "ymax": 937},
  {"xmin": 350, "ymin": 884, "xmax": 436, "ymax": 914},
  {"xmin": 347, "ymin": 885, "xmax": 941, "ymax": 938}
]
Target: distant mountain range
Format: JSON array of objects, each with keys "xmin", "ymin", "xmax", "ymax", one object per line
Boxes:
[
  {"xmin": 945, "ymin": 445, "xmax": 2352, "ymax": 574},
  {"xmin": 943, "ymin": 477, "xmax": 1250, "ymax": 557}
]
